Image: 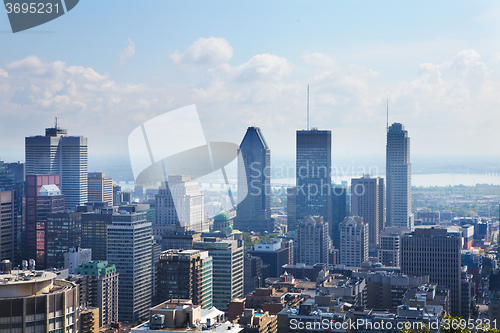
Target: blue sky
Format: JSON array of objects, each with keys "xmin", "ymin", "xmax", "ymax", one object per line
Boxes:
[{"xmin": 1, "ymin": 1, "xmax": 500, "ymax": 163}]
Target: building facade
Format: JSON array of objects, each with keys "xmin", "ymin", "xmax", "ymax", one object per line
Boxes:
[
  {"xmin": 107, "ymin": 211, "xmax": 152, "ymax": 322},
  {"xmin": 296, "ymin": 216, "xmax": 329, "ymax": 265},
  {"xmin": 45, "ymin": 212, "xmax": 82, "ymax": 268},
  {"xmin": 350, "ymin": 175, "xmax": 385, "ymax": 253},
  {"xmin": 75, "ymin": 260, "xmax": 119, "ymax": 327},
  {"xmin": 296, "ymin": 129, "xmax": 332, "ymax": 226},
  {"xmin": 386, "ymin": 123, "xmax": 413, "ymax": 229},
  {"xmin": 236, "ymin": 127, "xmax": 271, "ymax": 232},
  {"xmin": 157, "ymin": 249, "xmax": 213, "ymax": 309},
  {"xmin": 87, "ymin": 172, "xmax": 113, "ymax": 206},
  {"xmin": 401, "ymin": 227, "xmax": 462, "ymax": 316},
  {"xmin": 194, "ymin": 238, "xmax": 244, "ymax": 311},
  {"xmin": 339, "ymin": 216, "xmax": 368, "ymax": 267},
  {"xmin": 25, "ymin": 125, "xmax": 88, "ymax": 210}
]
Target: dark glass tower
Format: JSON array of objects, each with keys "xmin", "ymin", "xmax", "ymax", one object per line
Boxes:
[
  {"xmin": 25, "ymin": 125, "xmax": 88, "ymax": 211},
  {"xmin": 296, "ymin": 129, "xmax": 332, "ymax": 225},
  {"xmin": 236, "ymin": 127, "xmax": 271, "ymax": 232},
  {"xmin": 386, "ymin": 123, "xmax": 413, "ymax": 229}
]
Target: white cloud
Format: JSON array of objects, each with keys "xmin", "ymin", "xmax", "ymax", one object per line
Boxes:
[
  {"xmin": 217, "ymin": 53, "xmax": 292, "ymax": 82},
  {"xmin": 300, "ymin": 52, "xmax": 336, "ymax": 67},
  {"xmin": 118, "ymin": 38, "xmax": 136, "ymax": 67},
  {"xmin": 170, "ymin": 37, "xmax": 233, "ymax": 65}
]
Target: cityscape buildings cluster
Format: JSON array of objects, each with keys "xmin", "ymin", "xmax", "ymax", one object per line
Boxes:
[{"xmin": 0, "ymin": 119, "xmax": 498, "ymax": 333}]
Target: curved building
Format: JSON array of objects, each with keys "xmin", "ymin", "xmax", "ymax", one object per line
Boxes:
[{"xmin": 0, "ymin": 266, "xmax": 79, "ymax": 332}]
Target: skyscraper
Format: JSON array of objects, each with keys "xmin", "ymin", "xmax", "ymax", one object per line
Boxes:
[
  {"xmin": 331, "ymin": 185, "xmax": 348, "ymax": 249},
  {"xmin": 107, "ymin": 211, "xmax": 152, "ymax": 322},
  {"xmin": 401, "ymin": 227, "xmax": 462, "ymax": 316},
  {"xmin": 157, "ymin": 249, "xmax": 213, "ymax": 309},
  {"xmin": 236, "ymin": 127, "xmax": 271, "ymax": 232},
  {"xmin": 351, "ymin": 175, "xmax": 385, "ymax": 253},
  {"xmin": 45, "ymin": 212, "xmax": 82, "ymax": 268},
  {"xmin": 81, "ymin": 207, "xmax": 115, "ymax": 261},
  {"xmin": 378, "ymin": 227, "xmax": 410, "ymax": 267},
  {"xmin": 74, "ymin": 260, "xmax": 120, "ymax": 327},
  {"xmin": 296, "ymin": 216, "xmax": 329, "ymax": 265},
  {"xmin": 193, "ymin": 238, "xmax": 244, "ymax": 311},
  {"xmin": 25, "ymin": 124, "xmax": 88, "ymax": 210},
  {"xmin": 0, "ymin": 190, "xmax": 17, "ymax": 262},
  {"xmin": 296, "ymin": 129, "xmax": 332, "ymax": 225},
  {"xmin": 386, "ymin": 123, "xmax": 413, "ymax": 229},
  {"xmin": 25, "ymin": 174, "xmax": 65, "ymax": 266},
  {"xmin": 154, "ymin": 175, "xmax": 205, "ymax": 239},
  {"xmin": 87, "ymin": 172, "xmax": 113, "ymax": 206},
  {"xmin": 339, "ymin": 216, "xmax": 368, "ymax": 267}
]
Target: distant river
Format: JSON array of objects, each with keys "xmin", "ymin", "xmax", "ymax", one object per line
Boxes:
[{"xmin": 117, "ymin": 173, "xmax": 500, "ymax": 190}]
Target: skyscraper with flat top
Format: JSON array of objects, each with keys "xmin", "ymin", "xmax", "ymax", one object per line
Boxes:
[
  {"xmin": 386, "ymin": 123, "xmax": 413, "ymax": 229},
  {"xmin": 351, "ymin": 175, "xmax": 385, "ymax": 253},
  {"xmin": 296, "ymin": 129, "xmax": 331, "ymax": 225},
  {"xmin": 25, "ymin": 124, "xmax": 88, "ymax": 210},
  {"xmin": 236, "ymin": 127, "xmax": 271, "ymax": 232}
]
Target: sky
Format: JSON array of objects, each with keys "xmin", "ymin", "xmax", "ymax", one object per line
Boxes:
[{"xmin": 1, "ymin": 1, "xmax": 500, "ymax": 166}]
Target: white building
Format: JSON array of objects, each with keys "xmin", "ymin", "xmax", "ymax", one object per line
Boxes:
[
  {"xmin": 87, "ymin": 172, "xmax": 113, "ymax": 206},
  {"xmin": 154, "ymin": 175, "xmax": 206, "ymax": 239},
  {"xmin": 64, "ymin": 247, "xmax": 92, "ymax": 274},
  {"xmin": 131, "ymin": 299, "xmax": 242, "ymax": 332},
  {"xmin": 339, "ymin": 216, "xmax": 368, "ymax": 268}
]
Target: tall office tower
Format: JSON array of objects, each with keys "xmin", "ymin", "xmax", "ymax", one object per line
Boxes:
[
  {"xmin": 378, "ymin": 227, "xmax": 410, "ymax": 267},
  {"xmin": 296, "ymin": 216, "xmax": 329, "ymax": 265},
  {"xmin": 331, "ymin": 185, "xmax": 348, "ymax": 249},
  {"xmin": 25, "ymin": 124, "xmax": 88, "ymax": 211},
  {"xmin": 87, "ymin": 172, "xmax": 113, "ymax": 206},
  {"xmin": 401, "ymin": 227, "xmax": 462, "ymax": 316},
  {"xmin": 0, "ymin": 190, "xmax": 17, "ymax": 261},
  {"xmin": 107, "ymin": 211, "xmax": 152, "ymax": 322},
  {"xmin": 45, "ymin": 212, "xmax": 82, "ymax": 268},
  {"xmin": 286, "ymin": 187, "xmax": 297, "ymax": 231},
  {"xmin": 386, "ymin": 123, "xmax": 413, "ymax": 229},
  {"xmin": 112, "ymin": 185, "xmax": 121, "ymax": 206},
  {"xmin": 154, "ymin": 175, "xmax": 205, "ymax": 239},
  {"xmin": 236, "ymin": 127, "xmax": 271, "ymax": 232},
  {"xmin": 351, "ymin": 175, "xmax": 385, "ymax": 254},
  {"xmin": 25, "ymin": 174, "xmax": 65, "ymax": 267},
  {"xmin": 81, "ymin": 207, "xmax": 115, "ymax": 260},
  {"xmin": 194, "ymin": 238, "xmax": 244, "ymax": 311},
  {"xmin": 157, "ymin": 249, "xmax": 213, "ymax": 309},
  {"xmin": 244, "ymin": 255, "xmax": 263, "ymax": 295},
  {"xmin": 296, "ymin": 129, "xmax": 332, "ymax": 225},
  {"xmin": 74, "ymin": 261, "xmax": 119, "ymax": 327},
  {"xmin": 0, "ymin": 160, "xmax": 15, "ymax": 190},
  {"xmin": 339, "ymin": 216, "xmax": 369, "ymax": 267},
  {"xmin": 248, "ymin": 238, "xmax": 293, "ymax": 278}
]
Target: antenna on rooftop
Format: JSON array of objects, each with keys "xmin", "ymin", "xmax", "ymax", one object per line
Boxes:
[
  {"xmin": 386, "ymin": 99, "xmax": 389, "ymax": 132},
  {"xmin": 307, "ymin": 85, "xmax": 310, "ymax": 130},
  {"xmin": 55, "ymin": 117, "xmax": 58, "ymax": 129}
]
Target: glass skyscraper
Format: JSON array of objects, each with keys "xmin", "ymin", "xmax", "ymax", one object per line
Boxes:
[
  {"xmin": 295, "ymin": 129, "xmax": 332, "ymax": 225},
  {"xmin": 386, "ymin": 123, "xmax": 413, "ymax": 229},
  {"xmin": 25, "ymin": 125, "xmax": 88, "ymax": 211},
  {"xmin": 236, "ymin": 127, "xmax": 271, "ymax": 232}
]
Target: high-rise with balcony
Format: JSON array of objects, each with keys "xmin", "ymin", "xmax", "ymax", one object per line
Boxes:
[
  {"xmin": 296, "ymin": 129, "xmax": 331, "ymax": 226},
  {"xmin": 236, "ymin": 127, "xmax": 271, "ymax": 232},
  {"xmin": 386, "ymin": 123, "xmax": 413, "ymax": 229},
  {"xmin": 25, "ymin": 124, "xmax": 88, "ymax": 211},
  {"xmin": 157, "ymin": 249, "xmax": 213, "ymax": 309}
]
